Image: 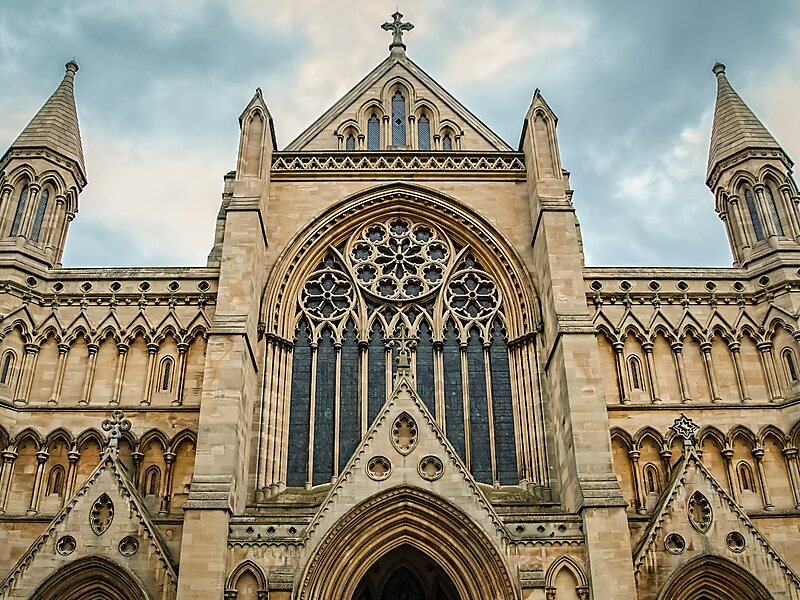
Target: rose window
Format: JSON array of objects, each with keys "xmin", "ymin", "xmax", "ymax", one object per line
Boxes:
[
  {"xmin": 301, "ymin": 270, "xmax": 354, "ymax": 321},
  {"xmin": 446, "ymin": 270, "xmax": 500, "ymax": 320},
  {"xmin": 347, "ymin": 218, "xmax": 451, "ymax": 301}
]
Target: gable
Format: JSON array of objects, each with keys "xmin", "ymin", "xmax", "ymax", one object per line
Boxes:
[{"xmin": 285, "ymin": 56, "xmax": 512, "ymax": 152}]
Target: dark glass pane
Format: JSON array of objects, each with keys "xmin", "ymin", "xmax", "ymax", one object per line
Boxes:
[
  {"xmin": 443, "ymin": 321, "xmax": 465, "ymax": 461},
  {"xmin": 745, "ymin": 189, "xmax": 764, "ymax": 241},
  {"xmin": 0, "ymin": 354, "xmax": 10, "ymax": 384},
  {"xmin": 30, "ymin": 189, "xmax": 49, "ymax": 241},
  {"xmin": 418, "ymin": 115, "xmax": 431, "ymax": 151},
  {"xmin": 10, "ymin": 186, "xmax": 29, "ymax": 236},
  {"xmin": 339, "ymin": 321, "xmax": 360, "ymax": 471},
  {"xmin": 313, "ymin": 328, "xmax": 335, "ymax": 485},
  {"xmin": 368, "ymin": 323, "xmax": 386, "ymax": 426},
  {"xmin": 787, "ymin": 352, "xmax": 798, "ymax": 381},
  {"xmin": 346, "ymin": 134, "xmax": 356, "ymax": 151},
  {"xmin": 287, "ymin": 321, "xmax": 312, "ymax": 486},
  {"xmin": 391, "ymin": 91, "xmax": 406, "ymax": 146},
  {"xmin": 765, "ymin": 187, "xmax": 784, "ymax": 235},
  {"xmin": 368, "ymin": 115, "xmax": 380, "ymax": 151},
  {"xmin": 415, "ymin": 322, "xmax": 435, "ymax": 416},
  {"xmin": 490, "ymin": 322, "xmax": 518, "ymax": 484},
  {"xmin": 467, "ymin": 328, "xmax": 491, "ymax": 483},
  {"xmin": 442, "ymin": 135, "xmax": 452, "ymax": 151}
]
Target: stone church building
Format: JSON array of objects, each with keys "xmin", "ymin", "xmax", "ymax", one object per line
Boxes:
[{"xmin": 1, "ymin": 13, "xmax": 800, "ymax": 599}]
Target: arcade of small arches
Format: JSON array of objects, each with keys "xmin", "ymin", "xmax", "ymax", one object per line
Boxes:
[
  {"xmin": 255, "ymin": 190, "xmax": 544, "ymax": 497},
  {"xmin": 595, "ymin": 317, "xmax": 800, "ymax": 405},
  {"xmin": 0, "ymin": 317, "xmax": 209, "ymax": 407},
  {"xmin": 334, "ymin": 79, "xmax": 464, "ymax": 152},
  {"xmin": 611, "ymin": 421, "xmax": 800, "ymax": 514},
  {"xmin": 0, "ymin": 425, "xmax": 196, "ymax": 517}
]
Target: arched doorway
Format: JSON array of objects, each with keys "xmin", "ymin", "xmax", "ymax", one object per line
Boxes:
[
  {"xmin": 352, "ymin": 545, "xmax": 459, "ymax": 600},
  {"xmin": 30, "ymin": 556, "xmax": 152, "ymax": 600},
  {"xmin": 657, "ymin": 555, "xmax": 774, "ymax": 600}
]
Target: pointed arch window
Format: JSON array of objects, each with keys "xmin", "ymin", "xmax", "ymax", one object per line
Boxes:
[
  {"xmin": 346, "ymin": 134, "xmax": 356, "ymax": 151},
  {"xmin": 367, "ymin": 114, "xmax": 380, "ymax": 151},
  {"xmin": 0, "ymin": 351, "xmax": 13, "ymax": 386},
  {"xmin": 442, "ymin": 134, "xmax": 453, "ymax": 151},
  {"xmin": 644, "ymin": 463, "xmax": 660, "ymax": 494},
  {"xmin": 764, "ymin": 186, "xmax": 784, "ymax": 236},
  {"xmin": 159, "ymin": 357, "xmax": 174, "ymax": 393},
  {"xmin": 10, "ymin": 185, "xmax": 29, "ymax": 236},
  {"xmin": 391, "ymin": 91, "xmax": 406, "ymax": 146},
  {"xmin": 46, "ymin": 465, "xmax": 65, "ymax": 496},
  {"xmin": 418, "ymin": 114, "xmax": 431, "ymax": 151},
  {"xmin": 737, "ymin": 461, "xmax": 754, "ymax": 492},
  {"xmin": 784, "ymin": 348, "xmax": 798, "ymax": 383},
  {"xmin": 628, "ymin": 356, "xmax": 643, "ymax": 390},
  {"xmin": 145, "ymin": 466, "xmax": 160, "ymax": 496},
  {"xmin": 30, "ymin": 188, "xmax": 49, "ymax": 242},
  {"xmin": 745, "ymin": 189, "xmax": 765, "ymax": 241}
]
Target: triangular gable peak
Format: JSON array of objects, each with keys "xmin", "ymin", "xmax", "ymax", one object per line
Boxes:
[
  {"xmin": 285, "ymin": 55, "xmax": 512, "ymax": 152},
  {"xmin": 300, "ymin": 366, "xmax": 509, "ymax": 565},
  {"xmin": 633, "ymin": 447, "xmax": 800, "ymax": 598},
  {"xmin": 0, "ymin": 448, "xmax": 178, "ymax": 600}
]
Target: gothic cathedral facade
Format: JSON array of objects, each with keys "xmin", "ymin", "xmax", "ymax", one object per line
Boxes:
[{"xmin": 1, "ymin": 14, "xmax": 800, "ymax": 600}]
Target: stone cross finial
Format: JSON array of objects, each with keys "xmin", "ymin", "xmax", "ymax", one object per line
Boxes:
[
  {"xmin": 670, "ymin": 414, "xmax": 699, "ymax": 448},
  {"xmin": 102, "ymin": 410, "xmax": 131, "ymax": 450},
  {"xmin": 382, "ymin": 11, "xmax": 414, "ymax": 56},
  {"xmin": 389, "ymin": 322, "xmax": 415, "ymax": 369}
]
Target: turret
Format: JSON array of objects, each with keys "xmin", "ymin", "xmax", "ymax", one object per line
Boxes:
[
  {"xmin": 0, "ymin": 61, "xmax": 86, "ymax": 268},
  {"xmin": 706, "ymin": 62, "xmax": 800, "ymax": 267}
]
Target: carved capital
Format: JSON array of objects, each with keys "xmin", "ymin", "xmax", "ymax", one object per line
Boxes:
[
  {"xmin": 35, "ymin": 451, "xmax": 49, "ymax": 464},
  {"xmin": 751, "ymin": 448, "xmax": 765, "ymax": 460},
  {"xmin": 782, "ymin": 446, "xmax": 799, "ymax": 459}
]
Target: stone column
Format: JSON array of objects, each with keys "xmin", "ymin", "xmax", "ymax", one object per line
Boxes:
[
  {"xmin": 0, "ymin": 450, "xmax": 18, "ymax": 513},
  {"xmin": 27, "ymin": 450, "xmax": 48, "ymax": 515},
  {"xmin": 131, "ymin": 451, "xmax": 144, "ymax": 490},
  {"xmin": 382, "ymin": 114, "xmax": 390, "ymax": 148},
  {"xmin": 728, "ymin": 343, "xmax": 751, "ymax": 402},
  {"xmin": 172, "ymin": 343, "xmax": 189, "ymax": 406},
  {"xmin": 628, "ymin": 450, "xmax": 646, "ymax": 514},
  {"xmin": 721, "ymin": 447, "xmax": 739, "ymax": 502},
  {"xmin": 43, "ymin": 195, "xmax": 65, "ymax": 254},
  {"xmin": 730, "ymin": 196, "xmax": 752, "ymax": 251},
  {"xmin": 160, "ymin": 451, "xmax": 177, "ymax": 515},
  {"xmin": 0, "ymin": 185, "xmax": 12, "ymax": 232},
  {"xmin": 700, "ymin": 342, "xmax": 721, "ymax": 402},
  {"xmin": 79, "ymin": 343, "xmax": 99, "ymax": 405},
  {"xmin": 612, "ymin": 342, "xmax": 630, "ymax": 404},
  {"xmin": 660, "ymin": 449, "xmax": 672, "ymax": 479},
  {"xmin": 757, "ymin": 342, "xmax": 782, "ymax": 401},
  {"xmin": 642, "ymin": 342, "xmax": 661, "ymax": 403},
  {"xmin": 14, "ymin": 344, "xmax": 39, "ymax": 405},
  {"xmin": 781, "ymin": 447, "xmax": 800, "ymax": 508},
  {"xmin": 64, "ymin": 449, "xmax": 80, "ymax": 502},
  {"xmin": 779, "ymin": 185, "xmax": 800, "ymax": 242},
  {"xmin": 671, "ymin": 342, "xmax": 691, "ymax": 403},
  {"xmin": 48, "ymin": 343, "xmax": 70, "ymax": 405},
  {"xmin": 751, "ymin": 448, "xmax": 774, "ymax": 510},
  {"xmin": 110, "ymin": 343, "xmax": 129, "ymax": 405},
  {"xmin": 141, "ymin": 343, "xmax": 159, "ymax": 406},
  {"xmin": 17, "ymin": 184, "xmax": 40, "ymax": 237},
  {"xmin": 408, "ymin": 114, "xmax": 416, "ymax": 148}
]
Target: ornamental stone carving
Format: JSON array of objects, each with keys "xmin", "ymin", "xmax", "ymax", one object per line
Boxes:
[{"xmin": 90, "ymin": 493, "xmax": 114, "ymax": 535}]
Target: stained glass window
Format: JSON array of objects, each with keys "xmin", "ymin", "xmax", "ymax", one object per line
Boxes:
[
  {"xmin": 367, "ymin": 115, "xmax": 380, "ymax": 150},
  {"xmin": 10, "ymin": 186, "xmax": 29, "ymax": 236},
  {"xmin": 30, "ymin": 189, "xmax": 49, "ymax": 242},
  {"xmin": 391, "ymin": 91, "xmax": 406, "ymax": 146},
  {"xmin": 418, "ymin": 114, "xmax": 431, "ymax": 151},
  {"xmin": 745, "ymin": 189, "xmax": 764, "ymax": 241}
]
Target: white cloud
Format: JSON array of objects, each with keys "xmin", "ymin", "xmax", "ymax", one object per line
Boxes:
[{"xmin": 758, "ymin": 34, "xmax": 800, "ymax": 162}]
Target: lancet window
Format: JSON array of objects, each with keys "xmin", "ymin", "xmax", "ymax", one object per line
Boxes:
[
  {"xmin": 30, "ymin": 188, "xmax": 49, "ymax": 241},
  {"xmin": 784, "ymin": 348, "xmax": 798, "ymax": 383},
  {"xmin": 418, "ymin": 114, "xmax": 431, "ymax": 151},
  {"xmin": 367, "ymin": 115, "xmax": 380, "ymax": 150},
  {"xmin": 0, "ymin": 351, "xmax": 13, "ymax": 385},
  {"xmin": 286, "ymin": 216, "xmax": 518, "ymax": 488},
  {"xmin": 391, "ymin": 91, "xmax": 406, "ymax": 146},
  {"xmin": 744, "ymin": 189, "xmax": 765, "ymax": 241},
  {"xmin": 442, "ymin": 134, "xmax": 453, "ymax": 151},
  {"xmin": 10, "ymin": 185, "xmax": 29, "ymax": 236},
  {"xmin": 346, "ymin": 134, "xmax": 356, "ymax": 151},
  {"xmin": 764, "ymin": 186, "xmax": 784, "ymax": 236}
]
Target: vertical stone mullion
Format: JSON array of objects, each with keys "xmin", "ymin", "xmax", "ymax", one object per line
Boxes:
[
  {"xmin": 755, "ymin": 185, "xmax": 777, "ymax": 238},
  {"xmin": 459, "ymin": 344, "xmax": 471, "ymax": 471},
  {"xmin": 18, "ymin": 185, "xmax": 40, "ymax": 237},
  {"xmin": 525, "ymin": 341, "xmax": 546, "ymax": 486},
  {"xmin": 507, "ymin": 343, "xmax": 526, "ymax": 484},
  {"xmin": 483, "ymin": 344, "xmax": 498, "ymax": 486},
  {"xmin": 79, "ymin": 343, "xmax": 99, "ymax": 405},
  {"xmin": 332, "ymin": 344, "xmax": 342, "ymax": 479},
  {"xmin": 257, "ymin": 340, "xmax": 276, "ymax": 498},
  {"xmin": 359, "ymin": 341, "xmax": 369, "ymax": 438},
  {"xmin": 671, "ymin": 343, "xmax": 691, "ymax": 403},
  {"xmin": 110, "ymin": 343, "xmax": 129, "ymax": 405},
  {"xmin": 27, "ymin": 451, "xmax": 48, "ymax": 515},
  {"xmin": 752, "ymin": 448, "xmax": 774, "ymax": 510},
  {"xmin": 49, "ymin": 343, "xmax": 70, "ymax": 405},
  {"xmin": 700, "ymin": 343, "xmax": 721, "ymax": 402},
  {"xmin": 141, "ymin": 343, "xmax": 159, "ymax": 406},
  {"xmin": 433, "ymin": 341, "xmax": 445, "ymax": 430},
  {"xmin": 306, "ymin": 343, "xmax": 318, "ymax": 489},
  {"xmin": 276, "ymin": 345, "xmax": 292, "ymax": 494},
  {"xmin": 612, "ymin": 342, "xmax": 630, "ymax": 404}
]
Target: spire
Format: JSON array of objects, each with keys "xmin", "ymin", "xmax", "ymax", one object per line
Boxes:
[
  {"xmin": 4, "ymin": 60, "xmax": 86, "ymax": 182},
  {"xmin": 706, "ymin": 62, "xmax": 783, "ymax": 185}
]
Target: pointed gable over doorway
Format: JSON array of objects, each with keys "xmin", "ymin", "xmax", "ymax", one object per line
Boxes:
[{"xmin": 285, "ymin": 13, "xmax": 512, "ymax": 152}]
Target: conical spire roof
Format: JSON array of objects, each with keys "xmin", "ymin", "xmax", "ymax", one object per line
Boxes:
[
  {"xmin": 4, "ymin": 61, "xmax": 86, "ymax": 180},
  {"xmin": 706, "ymin": 62, "xmax": 783, "ymax": 183}
]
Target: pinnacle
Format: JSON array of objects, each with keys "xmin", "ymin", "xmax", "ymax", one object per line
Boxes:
[
  {"xmin": 706, "ymin": 62, "xmax": 783, "ymax": 184},
  {"xmin": 3, "ymin": 61, "xmax": 86, "ymax": 182}
]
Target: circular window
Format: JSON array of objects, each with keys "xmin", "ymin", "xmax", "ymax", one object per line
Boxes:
[
  {"xmin": 664, "ymin": 532, "xmax": 686, "ymax": 555},
  {"xmin": 418, "ymin": 455, "xmax": 444, "ymax": 481},
  {"xmin": 367, "ymin": 456, "xmax": 392, "ymax": 481},
  {"xmin": 56, "ymin": 535, "xmax": 76, "ymax": 556},
  {"xmin": 726, "ymin": 531, "xmax": 746, "ymax": 553},
  {"xmin": 118, "ymin": 536, "xmax": 139, "ymax": 556}
]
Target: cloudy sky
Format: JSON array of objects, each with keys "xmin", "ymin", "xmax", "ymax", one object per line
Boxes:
[{"xmin": 1, "ymin": 1, "xmax": 798, "ymax": 268}]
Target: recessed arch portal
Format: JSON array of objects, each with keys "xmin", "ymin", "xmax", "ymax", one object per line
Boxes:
[
  {"xmin": 256, "ymin": 184, "xmax": 544, "ymax": 494},
  {"xmin": 656, "ymin": 555, "xmax": 773, "ymax": 600},
  {"xmin": 299, "ymin": 486, "xmax": 519, "ymax": 600},
  {"xmin": 30, "ymin": 556, "xmax": 153, "ymax": 600}
]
